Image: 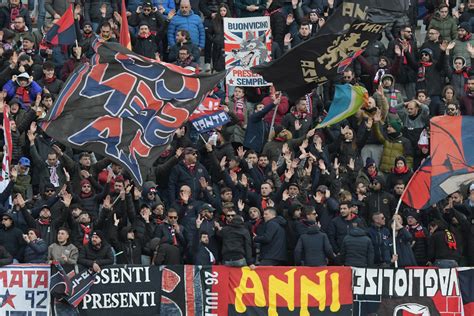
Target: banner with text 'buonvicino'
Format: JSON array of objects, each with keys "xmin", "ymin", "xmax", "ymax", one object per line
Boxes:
[
  {"xmin": 0, "ymin": 264, "xmax": 50, "ymax": 316},
  {"xmin": 224, "ymin": 17, "xmax": 272, "ymax": 87},
  {"xmin": 352, "ymin": 268, "xmax": 462, "ymax": 316},
  {"xmin": 79, "ymin": 265, "xmax": 161, "ymax": 316}
]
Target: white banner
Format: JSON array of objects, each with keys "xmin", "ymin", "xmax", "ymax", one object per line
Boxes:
[
  {"xmin": 0, "ymin": 264, "xmax": 50, "ymax": 316},
  {"xmin": 224, "ymin": 17, "xmax": 272, "ymax": 86}
]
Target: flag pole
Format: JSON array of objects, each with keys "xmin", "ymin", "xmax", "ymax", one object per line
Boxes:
[{"xmin": 392, "ymin": 198, "xmax": 403, "ymax": 268}]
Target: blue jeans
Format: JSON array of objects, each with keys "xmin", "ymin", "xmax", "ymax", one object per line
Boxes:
[
  {"xmin": 37, "ymin": 0, "xmax": 46, "ymax": 30},
  {"xmin": 434, "ymin": 259, "xmax": 458, "ymax": 268},
  {"xmin": 224, "ymin": 258, "xmax": 247, "ymax": 267}
]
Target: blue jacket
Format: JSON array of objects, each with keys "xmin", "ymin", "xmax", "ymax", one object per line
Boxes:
[
  {"xmin": 3, "ymin": 80, "xmax": 42, "ymax": 109},
  {"xmin": 243, "ymin": 103, "xmax": 277, "ymax": 153},
  {"xmin": 254, "ymin": 216, "xmax": 287, "ymax": 262},
  {"xmin": 152, "ymin": 0, "xmax": 175, "ymax": 15},
  {"xmin": 367, "ymin": 225, "xmax": 391, "ymax": 265},
  {"xmin": 167, "ymin": 10, "xmax": 205, "ymax": 48}
]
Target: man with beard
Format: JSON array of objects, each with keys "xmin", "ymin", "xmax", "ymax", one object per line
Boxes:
[
  {"xmin": 129, "ymin": 1, "xmax": 166, "ymax": 37},
  {"xmin": 373, "ymin": 110, "xmax": 414, "ymax": 173},
  {"xmin": 79, "ymin": 22, "xmax": 96, "ymax": 59},
  {"xmin": 168, "ymin": 147, "xmax": 210, "ymax": 200},
  {"xmin": 154, "ymin": 209, "xmax": 186, "ymax": 263},
  {"xmin": 282, "ymin": 97, "xmax": 313, "ymax": 137},
  {"xmin": 131, "ymin": 22, "xmax": 162, "ymax": 59},
  {"xmin": 387, "ymin": 25, "xmax": 418, "ymax": 101},
  {"xmin": 78, "ymin": 230, "xmax": 114, "ymax": 272},
  {"xmin": 20, "ymin": 193, "xmax": 70, "ymax": 245},
  {"xmin": 37, "ymin": 62, "xmax": 64, "ymax": 99},
  {"xmin": 452, "ymin": 22, "xmax": 474, "ymax": 67},
  {"xmin": 394, "ymin": 100, "xmax": 430, "ymax": 151},
  {"xmin": 0, "ymin": 0, "xmax": 31, "ymax": 30},
  {"xmin": 195, "ymin": 203, "xmax": 218, "ymax": 261},
  {"xmin": 327, "ymin": 202, "xmax": 366, "ymax": 256}
]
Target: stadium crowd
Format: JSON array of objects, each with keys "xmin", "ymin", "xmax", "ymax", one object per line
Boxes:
[{"xmin": 0, "ymin": 0, "xmax": 474, "ymax": 280}]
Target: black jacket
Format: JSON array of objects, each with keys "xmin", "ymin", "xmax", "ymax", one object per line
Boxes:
[
  {"xmin": 109, "ymin": 226, "xmax": 142, "ymax": 264},
  {"xmin": 78, "ymin": 242, "xmax": 114, "ymax": 269},
  {"xmin": 339, "ymin": 227, "xmax": 374, "ymax": 267},
  {"xmin": 427, "ymin": 227, "xmax": 461, "ymax": 262},
  {"xmin": 254, "ymin": 216, "xmax": 287, "ymax": 263},
  {"xmin": 218, "ymin": 221, "xmax": 253, "ymax": 264},
  {"xmin": 0, "ymin": 245, "xmax": 13, "ymax": 266},
  {"xmin": 294, "ymin": 226, "xmax": 334, "ymax": 266},
  {"xmin": 0, "ymin": 224, "xmax": 26, "ymax": 261},
  {"xmin": 23, "ymin": 238, "xmax": 48, "ymax": 263},
  {"xmin": 327, "ymin": 215, "xmax": 366, "ymax": 254}
]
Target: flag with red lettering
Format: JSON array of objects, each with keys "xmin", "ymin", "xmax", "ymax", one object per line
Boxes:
[
  {"xmin": 189, "ymin": 97, "xmax": 230, "ymax": 133},
  {"xmin": 45, "ymin": 5, "xmax": 77, "ymax": 46},
  {"xmin": 41, "ymin": 41, "xmax": 224, "ymax": 185},
  {"xmin": 120, "ymin": 0, "xmax": 132, "ymax": 50}
]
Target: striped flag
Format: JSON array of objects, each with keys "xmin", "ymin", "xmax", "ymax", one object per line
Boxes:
[
  {"xmin": 317, "ymin": 84, "xmax": 368, "ymax": 129},
  {"xmin": 120, "ymin": 0, "xmax": 132, "ymax": 50},
  {"xmin": 45, "ymin": 5, "xmax": 77, "ymax": 45}
]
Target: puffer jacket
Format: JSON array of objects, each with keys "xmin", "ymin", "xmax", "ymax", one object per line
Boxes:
[
  {"xmin": 294, "ymin": 226, "xmax": 334, "ymax": 266},
  {"xmin": 167, "ymin": 10, "xmax": 205, "ymax": 48},
  {"xmin": 219, "ymin": 221, "xmax": 253, "ymax": 264},
  {"xmin": 254, "ymin": 216, "xmax": 287, "ymax": 262},
  {"xmin": 407, "ymin": 224, "xmax": 429, "ymax": 265},
  {"xmin": 428, "ymin": 14, "xmax": 457, "ymax": 41},
  {"xmin": 340, "ymin": 227, "xmax": 374, "ymax": 267},
  {"xmin": 327, "ymin": 214, "xmax": 366, "ymax": 254},
  {"xmin": 374, "ymin": 123, "xmax": 413, "ymax": 173},
  {"xmin": 23, "ymin": 238, "xmax": 48, "ymax": 263},
  {"xmin": 453, "ymin": 34, "xmax": 474, "ymax": 67}
]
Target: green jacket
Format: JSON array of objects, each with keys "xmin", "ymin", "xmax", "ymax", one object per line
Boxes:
[
  {"xmin": 374, "ymin": 123, "xmax": 413, "ymax": 173},
  {"xmin": 428, "ymin": 15, "xmax": 458, "ymax": 42}
]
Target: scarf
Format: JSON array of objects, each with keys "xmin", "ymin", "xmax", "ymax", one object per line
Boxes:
[
  {"xmin": 367, "ymin": 167, "xmax": 377, "ymax": 179},
  {"xmin": 168, "ymin": 225, "xmax": 178, "ymax": 246},
  {"xmin": 398, "ymin": 39, "xmax": 411, "ymax": 64},
  {"xmin": 261, "ymin": 196, "xmax": 269, "ymax": 210},
  {"xmin": 444, "ymin": 229, "xmax": 457, "ymax": 250},
  {"xmin": 460, "ymin": 33, "xmax": 472, "ymax": 42},
  {"xmin": 138, "ymin": 32, "xmax": 151, "ymax": 39},
  {"xmin": 43, "ymin": 76, "xmax": 56, "ymax": 84},
  {"xmin": 16, "ymin": 86, "xmax": 31, "ymax": 106},
  {"xmin": 384, "ymin": 88, "xmax": 399, "ymax": 108},
  {"xmin": 80, "ymin": 224, "xmax": 92, "ymax": 245},
  {"xmin": 417, "ymin": 61, "xmax": 432, "ymax": 82},
  {"xmin": 409, "ymin": 224, "xmax": 426, "ymax": 239},
  {"xmin": 10, "ymin": 7, "xmax": 19, "ymax": 25},
  {"xmin": 233, "ymin": 97, "xmax": 245, "ymax": 123},
  {"xmin": 47, "ymin": 161, "xmax": 60, "ymax": 187},
  {"xmin": 454, "ymin": 68, "xmax": 470, "ymax": 92},
  {"xmin": 204, "ymin": 245, "xmax": 216, "ymax": 264},
  {"xmin": 292, "ymin": 109, "xmax": 307, "ymax": 119},
  {"xmin": 252, "ymin": 218, "xmax": 262, "ymax": 235},
  {"xmin": 80, "ymin": 190, "xmax": 93, "ymax": 199},
  {"xmin": 373, "ymin": 68, "xmax": 386, "ymax": 84},
  {"xmin": 38, "ymin": 218, "xmax": 51, "ymax": 225},
  {"xmin": 392, "ymin": 165, "xmax": 408, "ymax": 174}
]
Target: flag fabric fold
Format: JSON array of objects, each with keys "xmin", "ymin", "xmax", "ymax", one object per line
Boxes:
[
  {"xmin": 45, "ymin": 5, "xmax": 77, "ymax": 46},
  {"xmin": 41, "ymin": 41, "xmax": 224, "ymax": 185},
  {"xmin": 401, "ymin": 116, "xmax": 474, "ymax": 209},
  {"xmin": 251, "ymin": 21, "xmax": 383, "ymax": 99},
  {"xmin": 317, "ymin": 84, "xmax": 368, "ymax": 129},
  {"xmin": 189, "ymin": 97, "xmax": 230, "ymax": 133}
]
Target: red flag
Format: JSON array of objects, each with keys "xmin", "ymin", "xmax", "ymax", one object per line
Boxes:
[
  {"xmin": 45, "ymin": 5, "xmax": 76, "ymax": 45},
  {"xmin": 120, "ymin": 0, "xmax": 132, "ymax": 50}
]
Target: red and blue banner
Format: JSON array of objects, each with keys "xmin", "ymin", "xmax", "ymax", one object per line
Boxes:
[
  {"xmin": 45, "ymin": 4, "xmax": 77, "ymax": 46},
  {"xmin": 189, "ymin": 97, "xmax": 230, "ymax": 133},
  {"xmin": 401, "ymin": 157, "xmax": 432, "ymax": 210},
  {"xmin": 41, "ymin": 41, "xmax": 224, "ymax": 185}
]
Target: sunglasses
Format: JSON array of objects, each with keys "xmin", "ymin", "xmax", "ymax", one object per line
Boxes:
[
  {"xmin": 46, "ymin": 189, "xmax": 55, "ymax": 193},
  {"xmin": 168, "ymin": 216, "xmax": 178, "ymax": 219},
  {"xmin": 226, "ymin": 214, "xmax": 235, "ymax": 218},
  {"xmin": 82, "ymin": 185, "xmax": 91, "ymax": 188},
  {"xmin": 2, "ymin": 218, "xmax": 11, "ymax": 221}
]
